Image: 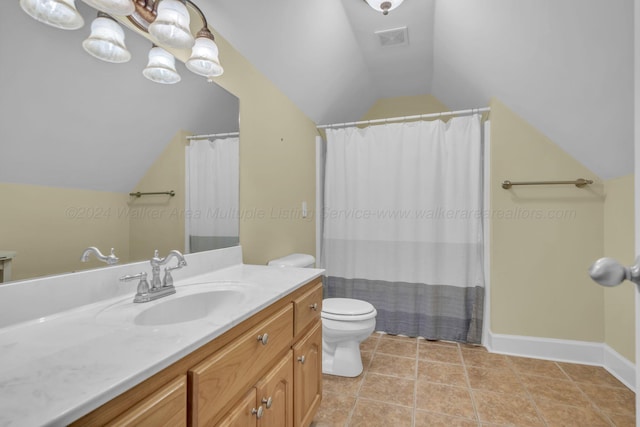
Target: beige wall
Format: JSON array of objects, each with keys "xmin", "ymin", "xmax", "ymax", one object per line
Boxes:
[
  {"xmin": 129, "ymin": 130, "xmax": 188, "ymax": 261},
  {"xmin": 210, "ymin": 34, "xmax": 318, "ymax": 265},
  {"xmin": 360, "ymin": 95, "xmax": 449, "ymax": 120},
  {"xmin": 603, "ymin": 174, "xmax": 635, "ymax": 362},
  {"xmin": 0, "ymin": 183, "xmax": 130, "ymax": 281},
  {"xmin": 489, "ymin": 98, "xmax": 606, "ymax": 342}
]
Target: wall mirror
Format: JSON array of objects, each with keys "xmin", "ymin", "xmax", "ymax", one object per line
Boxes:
[{"xmin": 0, "ymin": 3, "xmax": 240, "ymax": 283}]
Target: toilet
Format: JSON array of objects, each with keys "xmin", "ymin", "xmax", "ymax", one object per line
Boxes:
[{"xmin": 268, "ymin": 254, "xmax": 377, "ymax": 378}]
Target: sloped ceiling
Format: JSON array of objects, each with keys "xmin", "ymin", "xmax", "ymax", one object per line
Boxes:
[
  {"xmin": 3, "ymin": 0, "xmax": 633, "ymax": 189},
  {"xmin": 201, "ymin": 0, "xmax": 633, "ymax": 180}
]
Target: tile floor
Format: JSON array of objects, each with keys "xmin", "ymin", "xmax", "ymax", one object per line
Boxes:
[{"xmin": 311, "ymin": 332, "xmax": 635, "ymax": 427}]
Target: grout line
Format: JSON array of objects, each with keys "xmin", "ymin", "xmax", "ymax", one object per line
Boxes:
[
  {"xmin": 459, "ymin": 343, "xmax": 482, "ymax": 427},
  {"xmin": 411, "ymin": 337, "xmax": 419, "ymax": 427},
  {"xmin": 555, "ymin": 363, "xmax": 617, "ymax": 427},
  {"xmin": 345, "ymin": 332, "xmax": 380, "ymax": 427},
  {"xmin": 506, "ymin": 357, "xmax": 550, "ymax": 427}
]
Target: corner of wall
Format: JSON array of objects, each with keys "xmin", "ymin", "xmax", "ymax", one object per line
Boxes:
[
  {"xmin": 489, "ymin": 98, "xmax": 606, "ymax": 343},
  {"xmin": 603, "ymin": 173, "xmax": 636, "ymax": 363}
]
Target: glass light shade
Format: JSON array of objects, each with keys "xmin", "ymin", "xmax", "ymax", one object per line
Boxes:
[
  {"xmin": 365, "ymin": 0, "xmax": 404, "ymax": 15},
  {"xmin": 82, "ymin": 16, "xmax": 131, "ymax": 63},
  {"xmin": 186, "ymin": 36, "xmax": 224, "ymax": 77},
  {"xmin": 143, "ymin": 46, "xmax": 181, "ymax": 84},
  {"xmin": 20, "ymin": 0, "xmax": 84, "ymax": 30},
  {"xmin": 80, "ymin": 0, "xmax": 134, "ymax": 16},
  {"xmin": 148, "ymin": 0, "xmax": 194, "ymax": 50}
]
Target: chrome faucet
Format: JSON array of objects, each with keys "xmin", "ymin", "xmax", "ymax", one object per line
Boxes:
[
  {"xmin": 80, "ymin": 247, "xmax": 119, "ymax": 265},
  {"xmin": 120, "ymin": 250, "xmax": 187, "ymax": 303},
  {"xmin": 150, "ymin": 250, "xmax": 187, "ymax": 289}
]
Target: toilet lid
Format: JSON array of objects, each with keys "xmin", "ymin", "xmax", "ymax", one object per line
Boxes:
[{"xmin": 322, "ymin": 298, "xmax": 375, "ymax": 316}]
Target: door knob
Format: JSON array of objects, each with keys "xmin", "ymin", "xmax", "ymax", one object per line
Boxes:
[{"xmin": 589, "ymin": 256, "xmax": 640, "ymax": 287}]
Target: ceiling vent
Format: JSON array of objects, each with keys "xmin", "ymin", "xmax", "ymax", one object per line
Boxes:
[{"xmin": 375, "ymin": 26, "xmax": 409, "ymax": 47}]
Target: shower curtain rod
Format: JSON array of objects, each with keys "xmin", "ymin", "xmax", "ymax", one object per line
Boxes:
[
  {"xmin": 186, "ymin": 131, "xmax": 240, "ymax": 141},
  {"xmin": 317, "ymin": 107, "xmax": 490, "ymax": 130}
]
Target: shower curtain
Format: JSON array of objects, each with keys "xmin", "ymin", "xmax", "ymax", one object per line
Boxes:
[
  {"xmin": 186, "ymin": 137, "xmax": 239, "ymax": 252},
  {"xmin": 321, "ymin": 115, "xmax": 484, "ymax": 343}
]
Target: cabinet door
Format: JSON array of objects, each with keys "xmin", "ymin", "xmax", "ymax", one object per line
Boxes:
[
  {"xmin": 217, "ymin": 389, "xmax": 259, "ymax": 427},
  {"xmin": 255, "ymin": 351, "xmax": 293, "ymax": 427},
  {"xmin": 106, "ymin": 376, "xmax": 186, "ymax": 427},
  {"xmin": 292, "ymin": 322, "xmax": 322, "ymax": 427},
  {"xmin": 189, "ymin": 305, "xmax": 293, "ymax": 426}
]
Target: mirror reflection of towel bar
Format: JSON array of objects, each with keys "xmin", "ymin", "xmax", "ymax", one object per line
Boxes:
[
  {"xmin": 501, "ymin": 178, "xmax": 593, "ymax": 189},
  {"xmin": 129, "ymin": 191, "xmax": 175, "ymax": 198}
]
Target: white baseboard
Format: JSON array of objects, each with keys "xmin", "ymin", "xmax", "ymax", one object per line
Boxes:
[{"xmin": 486, "ymin": 332, "xmax": 635, "ymax": 391}]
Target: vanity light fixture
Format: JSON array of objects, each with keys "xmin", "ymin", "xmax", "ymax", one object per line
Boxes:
[
  {"xmin": 20, "ymin": 0, "xmax": 224, "ymax": 84},
  {"xmin": 82, "ymin": 12, "xmax": 132, "ymax": 63},
  {"xmin": 365, "ymin": 0, "xmax": 405, "ymax": 15},
  {"xmin": 147, "ymin": 0, "xmax": 194, "ymax": 50},
  {"xmin": 185, "ymin": 27, "xmax": 223, "ymax": 77},
  {"xmin": 20, "ymin": 0, "xmax": 85, "ymax": 30},
  {"xmin": 143, "ymin": 45, "xmax": 181, "ymax": 84}
]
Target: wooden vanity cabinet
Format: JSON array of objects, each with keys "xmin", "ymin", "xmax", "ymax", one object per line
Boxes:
[
  {"xmin": 293, "ymin": 322, "xmax": 322, "ymax": 427},
  {"xmin": 105, "ymin": 375, "xmax": 187, "ymax": 427},
  {"xmin": 189, "ymin": 305, "xmax": 294, "ymax": 426},
  {"xmin": 292, "ymin": 284, "xmax": 323, "ymax": 427},
  {"xmin": 217, "ymin": 351, "xmax": 294, "ymax": 427},
  {"xmin": 70, "ymin": 277, "xmax": 322, "ymax": 427}
]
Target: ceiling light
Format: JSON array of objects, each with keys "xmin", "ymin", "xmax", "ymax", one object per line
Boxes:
[
  {"xmin": 80, "ymin": 0, "xmax": 134, "ymax": 16},
  {"xmin": 82, "ymin": 13, "xmax": 131, "ymax": 63},
  {"xmin": 148, "ymin": 0, "xmax": 194, "ymax": 50},
  {"xmin": 143, "ymin": 45, "xmax": 181, "ymax": 84},
  {"xmin": 365, "ymin": 0, "xmax": 404, "ymax": 16},
  {"xmin": 21, "ymin": 0, "xmax": 224, "ymax": 85},
  {"xmin": 20, "ymin": 0, "xmax": 84, "ymax": 30},
  {"xmin": 186, "ymin": 28, "xmax": 224, "ymax": 78}
]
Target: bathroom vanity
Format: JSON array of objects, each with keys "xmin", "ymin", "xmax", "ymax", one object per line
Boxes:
[{"xmin": 0, "ymin": 247, "xmax": 323, "ymax": 426}]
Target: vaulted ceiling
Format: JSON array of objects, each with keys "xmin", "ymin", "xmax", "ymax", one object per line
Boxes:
[
  {"xmin": 201, "ymin": 0, "xmax": 634, "ymax": 180},
  {"xmin": 2, "ymin": 0, "xmax": 633, "ymax": 192}
]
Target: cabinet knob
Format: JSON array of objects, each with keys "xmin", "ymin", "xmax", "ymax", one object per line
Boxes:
[
  {"xmin": 309, "ymin": 303, "xmax": 318, "ymax": 311},
  {"xmin": 261, "ymin": 396, "xmax": 273, "ymax": 409},
  {"xmin": 257, "ymin": 333, "xmax": 269, "ymax": 345},
  {"xmin": 297, "ymin": 355, "xmax": 306, "ymax": 364},
  {"xmin": 251, "ymin": 406, "xmax": 264, "ymax": 419}
]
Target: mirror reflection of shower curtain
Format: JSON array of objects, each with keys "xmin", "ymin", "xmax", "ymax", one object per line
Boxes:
[
  {"xmin": 186, "ymin": 137, "xmax": 239, "ymax": 253},
  {"xmin": 321, "ymin": 115, "xmax": 484, "ymax": 343}
]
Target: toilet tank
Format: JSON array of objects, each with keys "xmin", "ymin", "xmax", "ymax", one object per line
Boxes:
[{"xmin": 267, "ymin": 253, "xmax": 315, "ymax": 268}]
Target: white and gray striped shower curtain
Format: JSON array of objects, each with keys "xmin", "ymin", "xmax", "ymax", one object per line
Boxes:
[{"xmin": 320, "ymin": 115, "xmax": 484, "ymax": 343}]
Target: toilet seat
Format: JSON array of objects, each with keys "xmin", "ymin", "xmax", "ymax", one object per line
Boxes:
[{"xmin": 321, "ymin": 298, "xmax": 377, "ymax": 321}]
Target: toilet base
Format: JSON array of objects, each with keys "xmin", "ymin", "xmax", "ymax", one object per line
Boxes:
[{"xmin": 322, "ymin": 339, "xmax": 364, "ymax": 377}]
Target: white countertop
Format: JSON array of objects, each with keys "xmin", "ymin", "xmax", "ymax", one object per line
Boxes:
[{"xmin": 0, "ymin": 262, "xmax": 323, "ymax": 427}]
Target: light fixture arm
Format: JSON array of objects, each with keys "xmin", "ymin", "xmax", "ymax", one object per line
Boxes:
[
  {"xmin": 589, "ymin": 256, "xmax": 640, "ymax": 288},
  {"xmin": 129, "ymin": 0, "xmax": 210, "ymax": 36}
]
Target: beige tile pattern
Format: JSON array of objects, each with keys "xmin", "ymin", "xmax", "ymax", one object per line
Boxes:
[{"xmin": 311, "ymin": 332, "xmax": 635, "ymax": 427}]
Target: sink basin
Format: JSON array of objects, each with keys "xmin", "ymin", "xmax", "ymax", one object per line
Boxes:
[
  {"xmin": 134, "ymin": 289, "xmax": 245, "ymax": 326},
  {"xmin": 96, "ymin": 281, "xmax": 263, "ymax": 327}
]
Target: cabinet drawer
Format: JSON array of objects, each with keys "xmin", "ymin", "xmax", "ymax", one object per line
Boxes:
[
  {"xmin": 189, "ymin": 305, "xmax": 294, "ymax": 426},
  {"xmin": 293, "ymin": 282, "xmax": 322, "ymax": 337}
]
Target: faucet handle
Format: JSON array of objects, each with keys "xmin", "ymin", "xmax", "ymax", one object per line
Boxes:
[
  {"xmin": 163, "ymin": 264, "xmax": 184, "ymax": 287},
  {"xmin": 120, "ymin": 272, "xmax": 150, "ymax": 303},
  {"xmin": 106, "ymin": 248, "xmax": 119, "ymax": 265}
]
